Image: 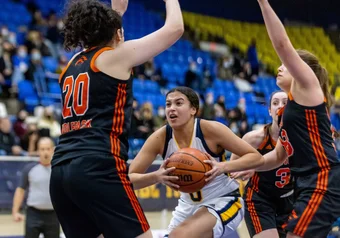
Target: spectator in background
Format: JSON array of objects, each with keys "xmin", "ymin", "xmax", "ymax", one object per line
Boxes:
[
  {"xmin": 0, "ymin": 41, "xmax": 14, "ymax": 97},
  {"xmin": 25, "ymin": 31, "xmax": 51, "ymax": 56},
  {"xmin": 13, "ymin": 109, "xmax": 29, "ymax": 139},
  {"xmin": 130, "ymin": 98, "xmax": 140, "ymax": 138},
  {"xmin": 20, "ymin": 123, "xmax": 40, "ymax": 156},
  {"xmin": 184, "ymin": 61, "xmax": 200, "ymax": 90},
  {"xmin": 227, "ymin": 97, "xmax": 247, "ymax": 123},
  {"xmin": 37, "ymin": 107, "xmax": 60, "ymax": 140},
  {"xmin": 11, "ymin": 45, "xmax": 29, "ymax": 89},
  {"xmin": 201, "ymin": 91, "xmax": 215, "ymax": 120},
  {"xmin": 153, "ymin": 105, "xmax": 166, "ymax": 130},
  {"xmin": 247, "ymin": 38, "xmax": 259, "ymax": 76},
  {"xmin": 25, "ymin": 48, "xmax": 44, "ymax": 83},
  {"xmin": 243, "ymin": 62, "xmax": 257, "ymax": 84},
  {"xmin": 46, "ymin": 12, "xmax": 62, "ymax": 58},
  {"xmin": 12, "ymin": 137, "xmax": 60, "ymax": 238},
  {"xmin": 0, "ymin": 117, "xmax": 24, "ymax": 155},
  {"xmin": 217, "ymin": 56, "xmax": 233, "ymax": 80},
  {"xmin": 136, "ymin": 102, "xmax": 155, "ymax": 139},
  {"xmin": 202, "ymin": 64, "xmax": 213, "ymax": 88},
  {"xmin": 215, "ymin": 95, "xmax": 228, "ymax": 116},
  {"xmin": 30, "ymin": 10, "xmax": 47, "ymax": 33},
  {"xmin": 214, "ymin": 103, "xmax": 227, "ymax": 125},
  {"xmin": 239, "ymin": 120, "xmax": 249, "ymax": 137}
]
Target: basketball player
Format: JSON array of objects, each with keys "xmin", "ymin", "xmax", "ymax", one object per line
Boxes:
[
  {"xmin": 230, "ymin": 91, "xmax": 294, "ymax": 238},
  {"xmin": 253, "ymin": 0, "xmax": 340, "ymax": 237},
  {"xmin": 49, "ymin": 0, "xmax": 184, "ymax": 237},
  {"xmin": 129, "ymin": 86, "xmax": 264, "ymax": 238}
]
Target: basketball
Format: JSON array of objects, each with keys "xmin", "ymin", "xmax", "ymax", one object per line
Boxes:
[{"xmin": 166, "ymin": 148, "xmax": 212, "ymax": 193}]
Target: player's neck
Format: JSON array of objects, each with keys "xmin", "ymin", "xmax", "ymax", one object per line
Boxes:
[
  {"xmin": 269, "ymin": 123, "xmax": 280, "ymax": 141},
  {"xmin": 173, "ymin": 121, "xmax": 195, "ymax": 149}
]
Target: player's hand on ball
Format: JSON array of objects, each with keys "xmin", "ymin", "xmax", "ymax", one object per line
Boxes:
[
  {"xmin": 204, "ymin": 153, "xmax": 224, "ymax": 183},
  {"xmin": 230, "ymin": 170, "xmax": 255, "ymax": 181},
  {"xmin": 157, "ymin": 159, "xmax": 180, "ymax": 190}
]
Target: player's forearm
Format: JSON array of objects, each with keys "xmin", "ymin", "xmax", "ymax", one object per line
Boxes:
[
  {"xmin": 12, "ymin": 188, "xmax": 25, "ymax": 214},
  {"xmin": 256, "ymin": 149, "xmax": 283, "ymax": 171},
  {"xmin": 164, "ymin": 0, "xmax": 184, "ymax": 33},
  {"xmin": 129, "ymin": 172, "xmax": 159, "ymax": 190},
  {"xmin": 258, "ymin": 0, "xmax": 291, "ymax": 54},
  {"xmin": 222, "ymin": 152, "xmax": 264, "ymax": 173}
]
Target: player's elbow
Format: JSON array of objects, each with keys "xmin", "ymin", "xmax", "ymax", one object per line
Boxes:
[
  {"xmin": 253, "ymin": 153, "xmax": 265, "ymax": 168},
  {"xmin": 165, "ymin": 21, "xmax": 184, "ymax": 39}
]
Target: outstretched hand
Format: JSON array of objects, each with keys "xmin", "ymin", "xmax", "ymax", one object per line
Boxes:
[
  {"xmin": 204, "ymin": 153, "xmax": 224, "ymax": 183},
  {"xmin": 156, "ymin": 159, "xmax": 180, "ymax": 190},
  {"xmin": 111, "ymin": 0, "xmax": 129, "ymax": 16}
]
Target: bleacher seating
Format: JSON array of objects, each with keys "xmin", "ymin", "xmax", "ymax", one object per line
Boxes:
[{"xmin": 182, "ymin": 12, "xmax": 340, "ymax": 84}]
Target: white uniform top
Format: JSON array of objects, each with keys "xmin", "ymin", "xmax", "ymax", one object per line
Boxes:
[{"xmin": 163, "ymin": 118, "xmax": 239, "ymax": 205}]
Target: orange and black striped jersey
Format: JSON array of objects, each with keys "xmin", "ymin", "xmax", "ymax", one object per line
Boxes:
[
  {"xmin": 278, "ymin": 92, "xmax": 340, "ymax": 176},
  {"xmin": 52, "ymin": 47, "xmax": 133, "ymax": 166},
  {"xmin": 248, "ymin": 124, "xmax": 293, "ymax": 194}
]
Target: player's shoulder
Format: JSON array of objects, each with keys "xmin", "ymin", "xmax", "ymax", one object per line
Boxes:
[
  {"xmin": 148, "ymin": 125, "xmax": 167, "ymax": 143},
  {"xmin": 199, "ymin": 118, "xmax": 223, "ymax": 131},
  {"xmin": 242, "ymin": 127, "xmax": 266, "ymax": 148}
]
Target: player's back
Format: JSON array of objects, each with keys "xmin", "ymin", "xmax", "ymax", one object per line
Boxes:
[
  {"xmin": 279, "ymin": 92, "xmax": 340, "ymax": 176},
  {"xmin": 248, "ymin": 124, "xmax": 293, "ymax": 196},
  {"xmin": 52, "ymin": 47, "xmax": 133, "ymax": 166}
]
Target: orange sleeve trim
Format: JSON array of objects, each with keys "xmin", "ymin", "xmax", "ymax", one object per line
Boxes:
[
  {"xmin": 288, "ymin": 91, "xmax": 294, "ymax": 101},
  {"xmin": 90, "ymin": 47, "xmax": 114, "ymax": 73}
]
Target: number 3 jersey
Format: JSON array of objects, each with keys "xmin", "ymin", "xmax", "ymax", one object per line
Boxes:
[
  {"xmin": 247, "ymin": 124, "xmax": 293, "ymax": 196},
  {"xmin": 278, "ymin": 92, "xmax": 340, "ymax": 176},
  {"xmin": 52, "ymin": 47, "xmax": 133, "ymax": 166},
  {"xmin": 162, "ymin": 118, "xmax": 239, "ymax": 205}
]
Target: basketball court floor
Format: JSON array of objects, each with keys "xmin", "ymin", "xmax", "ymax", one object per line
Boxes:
[{"xmin": 0, "ymin": 211, "xmax": 250, "ymax": 237}]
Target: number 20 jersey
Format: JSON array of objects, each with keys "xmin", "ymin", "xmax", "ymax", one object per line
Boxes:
[{"xmin": 52, "ymin": 47, "xmax": 133, "ymax": 166}]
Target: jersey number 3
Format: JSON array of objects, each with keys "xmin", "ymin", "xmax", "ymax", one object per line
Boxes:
[
  {"xmin": 280, "ymin": 129, "xmax": 294, "ymax": 157},
  {"xmin": 275, "ymin": 168, "xmax": 290, "ymax": 188},
  {"xmin": 62, "ymin": 73, "xmax": 90, "ymax": 119}
]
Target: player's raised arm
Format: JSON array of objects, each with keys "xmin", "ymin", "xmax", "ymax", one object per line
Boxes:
[
  {"xmin": 115, "ymin": 0, "xmax": 184, "ymax": 68},
  {"xmin": 111, "ymin": 0, "xmax": 128, "ymax": 16},
  {"xmin": 258, "ymin": 0, "xmax": 319, "ymax": 89}
]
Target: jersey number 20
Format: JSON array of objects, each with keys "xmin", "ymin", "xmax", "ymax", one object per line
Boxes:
[{"xmin": 62, "ymin": 73, "xmax": 90, "ymax": 119}]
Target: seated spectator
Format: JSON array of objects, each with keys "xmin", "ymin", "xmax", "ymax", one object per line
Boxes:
[
  {"xmin": 217, "ymin": 56, "xmax": 233, "ymax": 80},
  {"xmin": 227, "ymin": 98, "xmax": 247, "ymax": 123},
  {"xmin": 37, "ymin": 107, "xmax": 60, "ymax": 139},
  {"xmin": 184, "ymin": 62, "xmax": 200, "ymax": 90},
  {"xmin": 13, "ymin": 109, "xmax": 29, "ymax": 139},
  {"xmin": 136, "ymin": 102, "xmax": 155, "ymax": 139},
  {"xmin": 0, "ymin": 117, "xmax": 24, "ymax": 155},
  {"xmin": 25, "ymin": 31, "xmax": 51, "ymax": 56},
  {"xmin": 20, "ymin": 123, "xmax": 40, "ymax": 156},
  {"xmin": 214, "ymin": 104, "xmax": 227, "ymax": 125},
  {"xmin": 215, "ymin": 95, "xmax": 228, "ymax": 116},
  {"xmin": 154, "ymin": 106, "xmax": 166, "ymax": 130},
  {"xmin": 11, "ymin": 45, "xmax": 29, "ymax": 89},
  {"xmin": 201, "ymin": 92, "xmax": 215, "ymax": 120}
]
